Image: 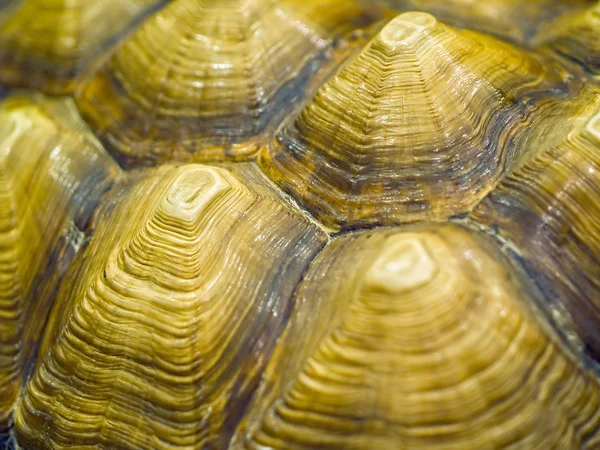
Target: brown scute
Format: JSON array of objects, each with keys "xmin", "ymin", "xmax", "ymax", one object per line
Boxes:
[
  {"xmin": 534, "ymin": 1, "xmax": 600, "ymax": 78},
  {"xmin": 471, "ymin": 89, "xmax": 600, "ymax": 360}
]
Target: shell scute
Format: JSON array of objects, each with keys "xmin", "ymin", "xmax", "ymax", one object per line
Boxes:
[
  {"xmin": 370, "ymin": 0, "xmax": 596, "ymax": 44},
  {"xmin": 75, "ymin": 0, "xmax": 383, "ymax": 167},
  {"xmin": 0, "ymin": 93, "xmax": 120, "ymax": 428},
  {"xmin": 471, "ymin": 88, "xmax": 600, "ymax": 359},
  {"xmin": 534, "ymin": 1, "xmax": 600, "ymax": 79},
  {"xmin": 14, "ymin": 163, "xmax": 328, "ymax": 449},
  {"xmin": 259, "ymin": 12, "xmax": 580, "ymax": 231},
  {"xmin": 232, "ymin": 223, "xmax": 600, "ymax": 449},
  {"xmin": 0, "ymin": 0, "xmax": 165, "ymax": 94}
]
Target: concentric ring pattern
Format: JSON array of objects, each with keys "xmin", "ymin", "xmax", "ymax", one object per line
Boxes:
[{"xmin": 0, "ymin": 1, "xmax": 599, "ymax": 449}]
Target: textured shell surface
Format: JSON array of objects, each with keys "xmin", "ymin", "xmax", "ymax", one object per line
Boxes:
[
  {"xmin": 14, "ymin": 163, "xmax": 327, "ymax": 449},
  {"xmin": 0, "ymin": 0, "xmax": 166, "ymax": 94},
  {"xmin": 260, "ymin": 13, "xmax": 579, "ymax": 231},
  {"xmin": 0, "ymin": 93, "xmax": 120, "ymax": 432},
  {"xmin": 233, "ymin": 223, "xmax": 600, "ymax": 449},
  {"xmin": 75, "ymin": 0, "xmax": 384, "ymax": 167},
  {"xmin": 2, "ymin": 0, "xmax": 600, "ymax": 449},
  {"xmin": 472, "ymin": 87, "xmax": 600, "ymax": 359},
  {"xmin": 534, "ymin": 1, "xmax": 600, "ymax": 78},
  {"xmin": 370, "ymin": 0, "xmax": 596, "ymax": 44}
]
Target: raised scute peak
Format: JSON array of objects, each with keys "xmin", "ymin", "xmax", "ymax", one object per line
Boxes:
[
  {"xmin": 365, "ymin": 234, "xmax": 439, "ymax": 294},
  {"xmin": 378, "ymin": 12, "xmax": 438, "ymax": 49},
  {"xmin": 159, "ymin": 165, "xmax": 233, "ymax": 224}
]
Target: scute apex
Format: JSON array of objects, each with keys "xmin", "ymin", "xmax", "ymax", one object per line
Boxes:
[
  {"xmin": 259, "ymin": 13, "xmax": 577, "ymax": 230},
  {"xmin": 378, "ymin": 12, "xmax": 438, "ymax": 48},
  {"xmin": 159, "ymin": 165, "xmax": 234, "ymax": 224},
  {"xmin": 365, "ymin": 235, "xmax": 438, "ymax": 294}
]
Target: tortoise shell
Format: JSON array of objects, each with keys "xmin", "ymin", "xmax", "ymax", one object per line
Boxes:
[{"xmin": 1, "ymin": 0, "xmax": 600, "ymax": 449}]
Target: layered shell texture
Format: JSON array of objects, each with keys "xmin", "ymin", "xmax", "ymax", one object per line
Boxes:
[{"xmin": 2, "ymin": 0, "xmax": 600, "ymax": 449}]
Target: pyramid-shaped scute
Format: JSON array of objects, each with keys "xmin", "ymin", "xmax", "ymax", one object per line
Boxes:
[
  {"xmin": 157, "ymin": 166, "xmax": 234, "ymax": 227},
  {"xmin": 0, "ymin": 0, "xmax": 160, "ymax": 93},
  {"xmin": 471, "ymin": 94, "xmax": 600, "ymax": 358},
  {"xmin": 112, "ymin": 0, "xmax": 279, "ymax": 109},
  {"xmin": 75, "ymin": 0, "xmax": 361, "ymax": 166},
  {"xmin": 0, "ymin": 95, "xmax": 119, "ymax": 428},
  {"xmin": 14, "ymin": 163, "xmax": 328, "ymax": 449},
  {"xmin": 259, "ymin": 12, "xmax": 576, "ymax": 230},
  {"xmin": 233, "ymin": 224, "xmax": 600, "ymax": 448}
]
